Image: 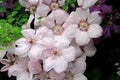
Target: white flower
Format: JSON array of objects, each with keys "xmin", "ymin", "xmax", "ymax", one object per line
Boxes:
[
  {"xmin": 64, "ymin": 8, "xmax": 103, "ymax": 46},
  {"xmin": 77, "ymin": 0, "xmax": 98, "ymax": 9},
  {"xmin": 42, "ymin": 37, "xmax": 76, "ymax": 73},
  {"xmin": 36, "ymin": 0, "xmax": 65, "ymax": 16},
  {"xmin": 15, "ymin": 26, "xmax": 53, "ymax": 60}
]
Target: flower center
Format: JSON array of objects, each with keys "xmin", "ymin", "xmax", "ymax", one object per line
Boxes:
[
  {"xmin": 96, "ymin": 0, "xmax": 101, "ymax": 7},
  {"xmin": 30, "ymin": 5, "xmax": 36, "ymax": 14},
  {"xmin": 64, "ymin": 71, "xmax": 73, "ymax": 80},
  {"xmin": 107, "ymin": 20, "xmax": 113, "ymax": 27},
  {"xmin": 40, "ymin": 72, "xmax": 48, "ymax": 80},
  {"xmin": 50, "ymin": 2, "xmax": 59, "ymax": 10},
  {"xmin": 53, "ymin": 25, "xmax": 63, "ymax": 35},
  {"xmin": 51, "ymin": 48, "xmax": 61, "ymax": 56},
  {"xmin": 28, "ymin": 38, "xmax": 35, "ymax": 44},
  {"xmin": 78, "ymin": 21, "xmax": 89, "ymax": 31}
]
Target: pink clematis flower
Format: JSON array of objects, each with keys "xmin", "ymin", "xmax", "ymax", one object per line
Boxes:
[
  {"xmin": 77, "ymin": 0, "xmax": 98, "ymax": 9},
  {"xmin": 42, "ymin": 37, "xmax": 76, "ymax": 73},
  {"xmin": 64, "ymin": 8, "xmax": 103, "ymax": 46},
  {"xmin": 8, "ymin": 57, "xmax": 42, "ymax": 80},
  {"xmin": 36, "ymin": 0, "xmax": 65, "ymax": 17},
  {"xmin": 15, "ymin": 26, "xmax": 53, "ymax": 60},
  {"xmin": 41, "ymin": 9, "xmax": 69, "ymax": 35},
  {"xmin": 0, "ymin": 53, "xmax": 15, "ymax": 72},
  {"xmin": 64, "ymin": 54, "xmax": 87, "ymax": 80}
]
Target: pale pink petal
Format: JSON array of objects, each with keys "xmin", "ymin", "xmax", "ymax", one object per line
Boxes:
[
  {"xmin": 36, "ymin": 4, "xmax": 51, "ymax": 17},
  {"xmin": 0, "ymin": 59, "xmax": 10, "ymax": 65},
  {"xmin": 38, "ymin": 37, "xmax": 55, "ymax": 49},
  {"xmin": 76, "ymin": 8, "xmax": 89, "ymax": 20},
  {"xmin": 29, "ymin": 45, "xmax": 42, "ymax": 60},
  {"xmin": 22, "ymin": 23, "xmax": 30, "ymax": 30},
  {"xmin": 21, "ymin": 29, "xmax": 35, "ymax": 38},
  {"xmin": 70, "ymin": 56, "xmax": 86, "ymax": 74},
  {"xmin": 62, "ymin": 46, "xmax": 76, "ymax": 62},
  {"xmin": 55, "ymin": 9, "xmax": 69, "ymax": 25},
  {"xmin": 16, "ymin": 72, "xmax": 32, "ymax": 80},
  {"xmin": 43, "ymin": 0, "xmax": 52, "ymax": 4},
  {"xmin": 88, "ymin": 24, "xmax": 103, "ymax": 38},
  {"xmin": 8, "ymin": 64, "xmax": 25, "ymax": 77},
  {"xmin": 28, "ymin": 60, "xmax": 42, "ymax": 74},
  {"xmin": 34, "ymin": 13, "xmax": 41, "ymax": 27},
  {"xmin": 19, "ymin": 0, "xmax": 30, "ymax": 8},
  {"xmin": 63, "ymin": 24, "xmax": 77, "ymax": 39},
  {"xmin": 41, "ymin": 12, "xmax": 55, "ymax": 29},
  {"xmin": 1, "ymin": 65, "xmax": 10, "ymax": 72},
  {"xmin": 87, "ymin": 11, "xmax": 102, "ymax": 24},
  {"xmin": 54, "ymin": 35, "xmax": 70, "ymax": 49},
  {"xmin": 58, "ymin": 0, "xmax": 65, "ymax": 6},
  {"xmin": 63, "ymin": 12, "xmax": 80, "ymax": 27},
  {"xmin": 35, "ymin": 26, "xmax": 53, "ymax": 39},
  {"xmin": 7, "ymin": 53, "xmax": 15, "ymax": 62},
  {"xmin": 75, "ymin": 30, "xmax": 90, "ymax": 46},
  {"xmin": 83, "ymin": 41, "xmax": 97, "ymax": 57},
  {"xmin": 71, "ymin": 42, "xmax": 83, "ymax": 58},
  {"xmin": 15, "ymin": 38, "xmax": 30, "ymax": 57},
  {"xmin": 83, "ymin": 0, "xmax": 98, "ymax": 9},
  {"xmin": 28, "ymin": 0, "xmax": 39, "ymax": 5},
  {"xmin": 49, "ymin": 70, "xmax": 65, "ymax": 80},
  {"xmin": 54, "ymin": 56, "xmax": 67, "ymax": 73},
  {"xmin": 27, "ymin": 14, "xmax": 34, "ymax": 27},
  {"xmin": 43, "ymin": 57, "xmax": 55, "ymax": 72},
  {"xmin": 77, "ymin": 0, "xmax": 83, "ymax": 6},
  {"xmin": 74, "ymin": 73, "xmax": 87, "ymax": 80}
]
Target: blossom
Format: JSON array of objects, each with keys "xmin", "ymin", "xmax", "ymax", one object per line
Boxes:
[
  {"xmin": 90, "ymin": 0, "xmax": 113, "ymax": 13},
  {"xmin": 102, "ymin": 11, "xmax": 120, "ymax": 38},
  {"xmin": 77, "ymin": 0, "xmax": 98, "ymax": 9},
  {"xmin": 15, "ymin": 26, "xmax": 53, "ymax": 60},
  {"xmin": 42, "ymin": 37, "xmax": 76, "ymax": 73},
  {"xmin": 0, "ymin": 53, "xmax": 15, "ymax": 72},
  {"xmin": 36, "ymin": 0, "xmax": 65, "ymax": 17},
  {"xmin": 64, "ymin": 8, "xmax": 103, "ymax": 46},
  {"xmin": 41, "ymin": 9, "xmax": 70, "ymax": 35},
  {"xmin": 64, "ymin": 54, "xmax": 87, "ymax": 80}
]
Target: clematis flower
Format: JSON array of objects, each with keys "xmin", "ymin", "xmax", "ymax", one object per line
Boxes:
[
  {"xmin": 90, "ymin": 0, "xmax": 113, "ymax": 13},
  {"xmin": 102, "ymin": 11, "xmax": 120, "ymax": 38},
  {"xmin": 64, "ymin": 8, "xmax": 103, "ymax": 46},
  {"xmin": 41, "ymin": 9, "xmax": 70, "ymax": 36},
  {"xmin": 8, "ymin": 57, "xmax": 33, "ymax": 80},
  {"xmin": 15, "ymin": 26, "xmax": 53, "ymax": 60},
  {"xmin": 0, "ymin": 53, "xmax": 15, "ymax": 72},
  {"xmin": 77, "ymin": 0, "xmax": 98, "ymax": 9},
  {"xmin": 42, "ymin": 37, "xmax": 76, "ymax": 73},
  {"xmin": 36, "ymin": 0, "xmax": 65, "ymax": 17},
  {"xmin": 64, "ymin": 54, "xmax": 87, "ymax": 80}
]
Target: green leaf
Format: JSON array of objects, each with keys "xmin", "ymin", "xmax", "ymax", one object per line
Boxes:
[
  {"xmin": 117, "ymin": 71, "xmax": 120, "ymax": 76},
  {"xmin": 8, "ymin": 18, "xmax": 15, "ymax": 23},
  {"xmin": 12, "ymin": 11, "xmax": 18, "ymax": 17}
]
